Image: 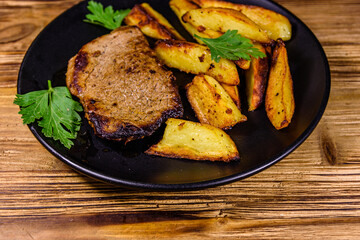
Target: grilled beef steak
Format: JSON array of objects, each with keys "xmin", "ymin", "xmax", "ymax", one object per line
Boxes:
[{"xmin": 66, "ymin": 26, "xmax": 183, "ymax": 142}]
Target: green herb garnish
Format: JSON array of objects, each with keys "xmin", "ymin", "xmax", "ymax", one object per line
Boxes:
[
  {"xmin": 195, "ymin": 30, "xmax": 266, "ymax": 62},
  {"xmin": 84, "ymin": 0, "xmax": 131, "ymax": 30},
  {"xmin": 14, "ymin": 80, "xmax": 83, "ymax": 149}
]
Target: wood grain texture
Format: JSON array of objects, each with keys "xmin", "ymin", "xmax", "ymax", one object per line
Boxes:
[{"xmin": 1, "ymin": 0, "xmax": 360, "ymax": 239}]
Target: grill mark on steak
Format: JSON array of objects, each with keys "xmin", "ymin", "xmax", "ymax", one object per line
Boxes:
[{"xmin": 66, "ymin": 26, "xmax": 183, "ymax": 142}]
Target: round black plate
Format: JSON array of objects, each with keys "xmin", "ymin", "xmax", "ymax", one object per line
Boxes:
[{"xmin": 17, "ymin": 0, "xmax": 330, "ymax": 190}]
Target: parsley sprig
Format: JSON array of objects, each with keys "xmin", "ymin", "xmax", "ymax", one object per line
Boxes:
[
  {"xmin": 14, "ymin": 80, "xmax": 83, "ymax": 149},
  {"xmin": 195, "ymin": 30, "xmax": 266, "ymax": 62},
  {"xmin": 84, "ymin": 0, "xmax": 130, "ymax": 30}
]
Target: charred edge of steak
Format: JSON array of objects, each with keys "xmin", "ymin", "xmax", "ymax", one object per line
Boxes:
[
  {"xmin": 88, "ymin": 102, "xmax": 183, "ymax": 141},
  {"xmin": 72, "ymin": 51, "xmax": 88, "ymax": 94}
]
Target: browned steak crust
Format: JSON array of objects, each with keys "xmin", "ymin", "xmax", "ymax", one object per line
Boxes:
[{"xmin": 66, "ymin": 26, "xmax": 183, "ymax": 141}]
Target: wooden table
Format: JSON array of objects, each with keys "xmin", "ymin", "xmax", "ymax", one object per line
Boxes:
[{"xmin": 1, "ymin": 0, "xmax": 360, "ymax": 238}]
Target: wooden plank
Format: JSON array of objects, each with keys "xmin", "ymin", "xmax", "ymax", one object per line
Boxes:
[{"xmin": 1, "ymin": 0, "xmax": 360, "ymax": 238}]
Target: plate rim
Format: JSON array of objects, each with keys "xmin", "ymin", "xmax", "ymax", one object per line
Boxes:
[{"xmin": 17, "ymin": 0, "xmax": 331, "ymax": 190}]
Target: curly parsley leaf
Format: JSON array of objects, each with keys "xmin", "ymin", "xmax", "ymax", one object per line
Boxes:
[
  {"xmin": 14, "ymin": 80, "xmax": 83, "ymax": 149},
  {"xmin": 84, "ymin": 0, "xmax": 131, "ymax": 30},
  {"xmin": 195, "ymin": 30, "xmax": 266, "ymax": 63}
]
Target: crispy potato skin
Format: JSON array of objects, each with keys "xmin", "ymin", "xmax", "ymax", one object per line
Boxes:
[
  {"xmin": 191, "ymin": 0, "xmax": 292, "ymax": 41},
  {"xmin": 145, "ymin": 118, "xmax": 240, "ymax": 162},
  {"xmin": 182, "ymin": 7, "xmax": 273, "ymax": 44},
  {"xmin": 234, "ymin": 58, "xmax": 250, "ymax": 70},
  {"xmin": 265, "ymin": 39, "xmax": 295, "ymax": 129},
  {"xmin": 220, "ymin": 83, "xmax": 241, "ymax": 109},
  {"xmin": 169, "ymin": 0, "xmax": 207, "ymax": 41},
  {"xmin": 155, "ymin": 39, "xmax": 240, "ymax": 85},
  {"xmin": 169, "ymin": 0, "xmax": 224, "ymax": 44},
  {"xmin": 124, "ymin": 3, "xmax": 185, "ymax": 40},
  {"xmin": 245, "ymin": 43, "xmax": 269, "ymax": 111},
  {"xmin": 186, "ymin": 75, "xmax": 247, "ymax": 129}
]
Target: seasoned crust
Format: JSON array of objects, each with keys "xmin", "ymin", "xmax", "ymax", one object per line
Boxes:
[{"xmin": 66, "ymin": 26, "xmax": 183, "ymax": 141}]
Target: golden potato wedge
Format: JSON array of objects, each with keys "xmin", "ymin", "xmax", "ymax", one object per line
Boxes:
[
  {"xmin": 169, "ymin": 0, "xmax": 223, "ymax": 42},
  {"xmin": 155, "ymin": 39, "xmax": 240, "ymax": 85},
  {"xmin": 169, "ymin": 0, "xmax": 199, "ymax": 22},
  {"xmin": 169, "ymin": 0, "xmax": 251, "ymax": 67},
  {"xmin": 265, "ymin": 39, "xmax": 295, "ymax": 129},
  {"xmin": 186, "ymin": 75, "xmax": 247, "ymax": 129},
  {"xmin": 245, "ymin": 43, "xmax": 269, "ymax": 111},
  {"xmin": 169, "ymin": 0, "xmax": 202, "ymax": 38},
  {"xmin": 182, "ymin": 7, "xmax": 273, "ymax": 44},
  {"xmin": 124, "ymin": 3, "xmax": 185, "ymax": 40},
  {"xmin": 191, "ymin": 0, "xmax": 292, "ymax": 41},
  {"xmin": 145, "ymin": 118, "xmax": 240, "ymax": 162},
  {"xmin": 170, "ymin": 0, "xmax": 251, "ymax": 69},
  {"xmin": 220, "ymin": 83, "xmax": 241, "ymax": 109}
]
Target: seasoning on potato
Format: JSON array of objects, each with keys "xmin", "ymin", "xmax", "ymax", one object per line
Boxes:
[
  {"xmin": 220, "ymin": 83, "xmax": 241, "ymax": 109},
  {"xmin": 265, "ymin": 39, "xmax": 295, "ymax": 129},
  {"xmin": 154, "ymin": 39, "xmax": 240, "ymax": 85},
  {"xmin": 169, "ymin": 0, "xmax": 208, "ymax": 40},
  {"xmin": 186, "ymin": 75, "xmax": 247, "ymax": 130},
  {"xmin": 191, "ymin": 0, "xmax": 292, "ymax": 41},
  {"xmin": 182, "ymin": 7, "xmax": 273, "ymax": 44},
  {"xmin": 125, "ymin": 3, "xmax": 185, "ymax": 40}
]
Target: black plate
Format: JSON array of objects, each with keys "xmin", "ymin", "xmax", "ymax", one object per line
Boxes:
[{"xmin": 17, "ymin": 0, "xmax": 330, "ymax": 190}]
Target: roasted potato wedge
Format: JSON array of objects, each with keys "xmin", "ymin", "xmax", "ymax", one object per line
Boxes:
[
  {"xmin": 145, "ymin": 118, "xmax": 240, "ymax": 162},
  {"xmin": 220, "ymin": 83, "xmax": 241, "ymax": 109},
  {"xmin": 186, "ymin": 75, "xmax": 247, "ymax": 129},
  {"xmin": 182, "ymin": 7, "xmax": 273, "ymax": 44},
  {"xmin": 155, "ymin": 39, "xmax": 240, "ymax": 85},
  {"xmin": 169, "ymin": 0, "xmax": 203, "ymax": 38},
  {"xmin": 265, "ymin": 39, "xmax": 295, "ymax": 129},
  {"xmin": 124, "ymin": 3, "xmax": 185, "ymax": 40},
  {"xmin": 191, "ymin": 0, "xmax": 292, "ymax": 41},
  {"xmin": 245, "ymin": 43, "xmax": 269, "ymax": 111},
  {"xmin": 170, "ymin": 0, "xmax": 250, "ymax": 68},
  {"xmin": 169, "ymin": 0, "xmax": 250, "ymax": 69},
  {"xmin": 169, "ymin": 0, "xmax": 223, "ymax": 42}
]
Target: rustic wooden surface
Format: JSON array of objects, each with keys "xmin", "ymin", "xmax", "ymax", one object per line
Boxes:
[{"xmin": 1, "ymin": 0, "xmax": 360, "ymax": 239}]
